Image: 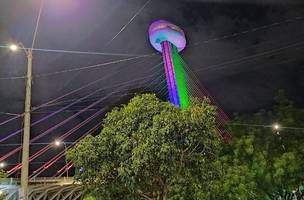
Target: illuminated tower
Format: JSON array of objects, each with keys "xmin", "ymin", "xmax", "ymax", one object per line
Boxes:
[{"xmin": 149, "ymin": 20, "xmax": 189, "ymax": 108}]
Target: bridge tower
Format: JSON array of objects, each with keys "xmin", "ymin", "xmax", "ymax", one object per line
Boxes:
[{"xmin": 149, "ymin": 20, "xmax": 189, "ymax": 108}]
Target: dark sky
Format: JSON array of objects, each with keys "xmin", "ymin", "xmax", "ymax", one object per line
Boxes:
[{"xmin": 0, "ymin": 0, "xmax": 303, "ymax": 176}]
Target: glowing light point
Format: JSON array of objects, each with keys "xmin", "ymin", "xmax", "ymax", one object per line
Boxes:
[
  {"xmin": 148, "ymin": 20, "xmax": 189, "ymax": 108},
  {"xmin": 273, "ymin": 123, "xmax": 280, "ymax": 131},
  {"xmin": 9, "ymin": 44, "xmax": 19, "ymax": 51},
  {"xmin": 0, "ymin": 162, "xmax": 5, "ymax": 168},
  {"xmin": 54, "ymin": 140, "xmax": 61, "ymax": 146}
]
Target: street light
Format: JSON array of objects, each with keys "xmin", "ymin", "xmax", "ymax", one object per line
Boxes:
[
  {"xmin": 273, "ymin": 123, "xmax": 280, "ymax": 130},
  {"xmin": 54, "ymin": 140, "xmax": 61, "ymax": 147},
  {"xmin": 9, "ymin": 44, "xmax": 19, "ymax": 51},
  {"xmin": 0, "ymin": 162, "xmax": 5, "ymax": 169},
  {"xmin": 9, "ymin": 42, "xmax": 33, "ymax": 200},
  {"xmin": 54, "ymin": 140, "xmax": 68, "ymax": 178}
]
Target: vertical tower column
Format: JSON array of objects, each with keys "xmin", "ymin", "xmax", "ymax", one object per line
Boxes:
[
  {"xmin": 161, "ymin": 41, "xmax": 189, "ymax": 108},
  {"xmin": 161, "ymin": 41, "xmax": 180, "ymax": 107},
  {"xmin": 149, "ymin": 20, "xmax": 189, "ymax": 108}
]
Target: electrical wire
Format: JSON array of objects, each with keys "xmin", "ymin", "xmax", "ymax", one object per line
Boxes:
[
  {"xmin": 228, "ymin": 123, "xmax": 304, "ymax": 130},
  {"xmin": 31, "ymin": 121, "xmax": 103, "ymax": 178},
  {"xmin": 31, "ymin": 0, "xmax": 44, "ymax": 49},
  {"xmin": 5, "ymin": 63, "xmax": 166, "ymax": 174},
  {"xmin": 0, "ymin": 142, "xmax": 75, "ymax": 147},
  {"xmin": 0, "ymin": 53, "xmax": 157, "ymax": 80},
  {"xmin": 190, "ymin": 16, "xmax": 304, "ymax": 48},
  {"xmin": 2, "ymin": 161, "xmax": 67, "ymax": 167},
  {"xmin": 32, "ymin": 48, "xmax": 152, "ymax": 57},
  {"xmin": 33, "ymin": 61, "xmax": 163, "ymax": 109},
  {"xmin": 54, "ymin": 161, "xmax": 73, "ymax": 178},
  {"xmin": 0, "ymin": 71, "xmax": 121, "ymax": 142},
  {"xmin": 0, "ymin": 56, "xmax": 159, "ymax": 127},
  {"xmin": 193, "ymin": 40, "xmax": 304, "ymax": 73},
  {"xmin": 105, "ymin": 0, "xmax": 152, "ymax": 47},
  {"xmin": 52, "ymin": 122, "xmax": 102, "ymax": 178},
  {"xmin": 7, "ymin": 87, "xmax": 145, "ymax": 175},
  {"xmin": 0, "ymin": 112, "xmax": 19, "ymax": 116},
  {"xmin": 1, "ymin": 67, "xmax": 162, "ymax": 163},
  {"xmin": 180, "ymin": 55, "xmax": 230, "ymax": 122},
  {"xmin": 35, "ymin": 54, "xmax": 157, "ymax": 78},
  {"xmin": 0, "ymin": 45, "xmax": 152, "ymax": 57},
  {"xmin": 8, "ymin": 106, "xmax": 108, "ymax": 175}
]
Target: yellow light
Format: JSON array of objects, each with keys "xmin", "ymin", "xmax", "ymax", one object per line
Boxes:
[
  {"xmin": 273, "ymin": 123, "xmax": 280, "ymax": 130},
  {"xmin": 9, "ymin": 44, "xmax": 19, "ymax": 51},
  {"xmin": 0, "ymin": 162, "xmax": 5, "ymax": 168}
]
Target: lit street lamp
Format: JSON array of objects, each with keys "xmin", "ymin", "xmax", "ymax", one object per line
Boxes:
[
  {"xmin": 54, "ymin": 140, "xmax": 69, "ymax": 178},
  {"xmin": 273, "ymin": 123, "xmax": 280, "ymax": 131},
  {"xmin": 9, "ymin": 44, "xmax": 19, "ymax": 51},
  {"xmin": 0, "ymin": 162, "xmax": 5, "ymax": 169}
]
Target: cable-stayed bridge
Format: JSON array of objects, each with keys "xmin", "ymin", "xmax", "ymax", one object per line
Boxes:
[{"xmin": 0, "ymin": 177, "xmax": 82, "ymax": 200}]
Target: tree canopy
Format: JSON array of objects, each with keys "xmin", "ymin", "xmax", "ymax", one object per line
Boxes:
[
  {"xmin": 218, "ymin": 91, "xmax": 304, "ymax": 200},
  {"xmin": 0, "ymin": 169, "xmax": 6, "ymax": 200},
  {"xmin": 68, "ymin": 92, "xmax": 304, "ymax": 200},
  {"xmin": 68, "ymin": 94, "xmax": 222, "ymax": 199}
]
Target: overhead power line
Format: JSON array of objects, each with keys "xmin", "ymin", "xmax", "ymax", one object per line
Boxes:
[
  {"xmin": 0, "ymin": 45, "xmax": 152, "ymax": 57},
  {"xmin": 229, "ymin": 123, "xmax": 304, "ymax": 131},
  {"xmin": 105, "ymin": 0, "xmax": 152, "ymax": 47},
  {"xmin": 191, "ymin": 16, "xmax": 304, "ymax": 48},
  {"xmin": 0, "ymin": 57, "xmax": 160, "ymax": 129},
  {"xmin": 0, "ymin": 53, "xmax": 157, "ymax": 80},
  {"xmin": 31, "ymin": 0, "xmax": 44, "ymax": 49},
  {"xmin": 194, "ymin": 39, "xmax": 304, "ymax": 73},
  {"xmin": 34, "ymin": 54, "xmax": 157, "ymax": 77}
]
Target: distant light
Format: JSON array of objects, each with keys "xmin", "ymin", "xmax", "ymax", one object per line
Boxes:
[
  {"xmin": 0, "ymin": 190, "xmax": 3, "ymax": 195},
  {"xmin": 0, "ymin": 162, "xmax": 5, "ymax": 168},
  {"xmin": 9, "ymin": 44, "xmax": 19, "ymax": 51},
  {"xmin": 54, "ymin": 140, "xmax": 61, "ymax": 146},
  {"xmin": 292, "ymin": 190, "xmax": 296, "ymax": 194},
  {"xmin": 273, "ymin": 123, "xmax": 280, "ymax": 130}
]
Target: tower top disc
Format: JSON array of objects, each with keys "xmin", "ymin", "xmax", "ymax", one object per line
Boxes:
[{"xmin": 148, "ymin": 20, "xmax": 186, "ymax": 53}]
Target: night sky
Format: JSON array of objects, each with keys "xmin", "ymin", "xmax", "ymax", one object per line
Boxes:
[{"xmin": 0, "ymin": 0, "xmax": 303, "ymax": 176}]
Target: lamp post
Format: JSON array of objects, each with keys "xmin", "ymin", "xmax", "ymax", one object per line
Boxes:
[
  {"xmin": 10, "ymin": 43, "xmax": 33, "ymax": 200},
  {"xmin": 54, "ymin": 140, "xmax": 68, "ymax": 178}
]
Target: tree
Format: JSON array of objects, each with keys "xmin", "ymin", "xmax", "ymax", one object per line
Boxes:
[
  {"xmin": 68, "ymin": 94, "xmax": 222, "ymax": 200},
  {"xmin": 0, "ymin": 169, "xmax": 7, "ymax": 200},
  {"xmin": 217, "ymin": 91, "xmax": 304, "ymax": 200}
]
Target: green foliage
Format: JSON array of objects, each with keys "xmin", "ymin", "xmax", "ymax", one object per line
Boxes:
[
  {"xmin": 0, "ymin": 170, "xmax": 7, "ymax": 200},
  {"xmin": 68, "ymin": 94, "xmax": 221, "ymax": 199},
  {"xmin": 219, "ymin": 91, "xmax": 304, "ymax": 199},
  {"xmin": 0, "ymin": 169, "xmax": 6, "ymax": 179},
  {"xmin": 68, "ymin": 91, "xmax": 304, "ymax": 199},
  {"xmin": 83, "ymin": 194, "xmax": 97, "ymax": 200}
]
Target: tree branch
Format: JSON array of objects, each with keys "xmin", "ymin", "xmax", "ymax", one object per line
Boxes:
[{"xmin": 137, "ymin": 190, "xmax": 154, "ymax": 200}]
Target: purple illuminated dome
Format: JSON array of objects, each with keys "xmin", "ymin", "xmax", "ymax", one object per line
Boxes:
[{"xmin": 148, "ymin": 20, "xmax": 186, "ymax": 52}]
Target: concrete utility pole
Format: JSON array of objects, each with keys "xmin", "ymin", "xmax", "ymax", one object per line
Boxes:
[
  {"xmin": 20, "ymin": 49, "xmax": 33, "ymax": 200},
  {"xmin": 10, "ymin": 1, "xmax": 43, "ymax": 199},
  {"xmin": 9, "ymin": 42, "xmax": 33, "ymax": 200}
]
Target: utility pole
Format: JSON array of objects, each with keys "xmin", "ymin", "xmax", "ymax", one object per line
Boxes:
[
  {"xmin": 20, "ymin": 1, "xmax": 43, "ymax": 199},
  {"xmin": 21, "ymin": 49, "xmax": 33, "ymax": 200},
  {"xmin": 54, "ymin": 140, "xmax": 68, "ymax": 178}
]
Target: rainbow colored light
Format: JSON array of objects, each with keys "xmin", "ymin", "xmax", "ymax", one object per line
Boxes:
[{"xmin": 149, "ymin": 20, "xmax": 189, "ymax": 108}]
